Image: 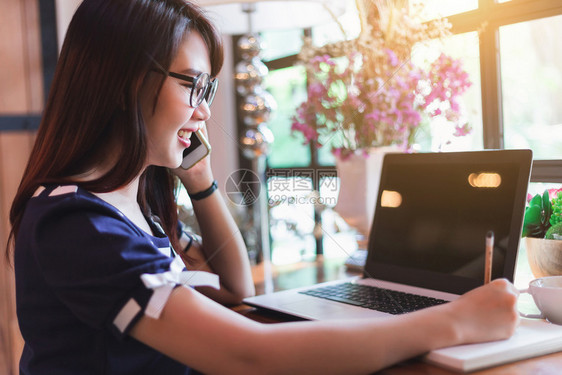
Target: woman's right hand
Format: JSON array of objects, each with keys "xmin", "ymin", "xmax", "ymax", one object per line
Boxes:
[
  {"xmin": 173, "ymin": 125, "xmax": 215, "ymax": 195},
  {"xmin": 445, "ymin": 278, "xmax": 520, "ymax": 345}
]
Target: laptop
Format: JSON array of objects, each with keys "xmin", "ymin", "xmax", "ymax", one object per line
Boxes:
[{"xmin": 243, "ymin": 149, "xmax": 533, "ymax": 321}]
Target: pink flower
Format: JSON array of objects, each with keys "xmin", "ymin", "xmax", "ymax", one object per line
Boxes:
[
  {"xmin": 365, "ymin": 110, "xmax": 381, "ymax": 122},
  {"xmin": 331, "ymin": 147, "xmax": 354, "ymax": 160},
  {"xmin": 548, "ymin": 188, "xmax": 562, "ymax": 201},
  {"xmin": 311, "ymin": 54, "xmax": 335, "ymax": 66},
  {"xmin": 385, "ymin": 48, "xmax": 399, "ymax": 67},
  {"xmin": 290, "ymin": 47, "xmax": 472, "ymax": 152},
  {"xmin": 453, "ymin": 123, "xmax": 471, "ymax": 137},
  {"xmin": 308, "ymin": 82, "xmax": 326, "ymax": 97},
  {"xmin": 291, "ymin": 121, "xmax": 318, "ymax": 144}
]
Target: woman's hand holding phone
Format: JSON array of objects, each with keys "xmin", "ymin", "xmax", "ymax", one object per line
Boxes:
[
  {"xmin": 180, "ymin": 129, "xmax": 211, "ymax": 170},
  {"xmin": 174, "ymin": 127, "xmax": 215, "ymax": 194}
]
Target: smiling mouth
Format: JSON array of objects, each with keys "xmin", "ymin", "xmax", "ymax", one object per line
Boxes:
[{"xmin": 178, "ymin": 129, "xmax": 190, "ymax": 142}]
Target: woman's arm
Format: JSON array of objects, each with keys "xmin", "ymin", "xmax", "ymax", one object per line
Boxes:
[
  {"xmin": 130, "ymin": 278, "xmax": 519, "ymax": 375},
  {"xmin": 185, "ymin": 186, "xmax": 255, "ymax": 304},
  {"xmin": 174, "ymin": 131, "xmax": 255, "ymax": 305}
]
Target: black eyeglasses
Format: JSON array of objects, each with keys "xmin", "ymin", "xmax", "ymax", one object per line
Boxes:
[
  {"xmin": 165, "ymin": 70, "xmax": 219, "ymax": 108},
  {"xmin": 149, "ymin": 56, "xmax": 218, "ymax": 108}
]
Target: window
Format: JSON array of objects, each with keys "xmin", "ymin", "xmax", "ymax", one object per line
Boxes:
[
  {"xmin": 264, "ymin": 66, "xmax": 309, "ymax": 168},
  {"xmin": 500, "ymin": 15, "xmax": 562, "ymax": 159},
  {"xmin": 243, "ymin": 0, "xmax": 562, "ymax": 265}
]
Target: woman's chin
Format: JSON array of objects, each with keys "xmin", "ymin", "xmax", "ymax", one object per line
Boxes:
[
  {"xmin": 175, "ymin": 156, "xmax": 185, "ymax": 169},
  {"xmin": 150, "ymin": 157, "xmax": 183, "ymax": 169}
]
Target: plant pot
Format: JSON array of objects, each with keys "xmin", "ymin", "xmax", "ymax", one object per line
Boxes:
[
  {"xmin": 525, "ymin": 237, "xmax": 562, "ymax": 278},
  {"xmin": 334, "ymin": 146, "xmax": 400, "ymax": 241}
]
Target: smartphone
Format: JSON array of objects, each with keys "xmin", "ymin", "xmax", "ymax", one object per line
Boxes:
[{"xmin": 181, "ymin": 129, "xmax": 211, "ymax": 170}]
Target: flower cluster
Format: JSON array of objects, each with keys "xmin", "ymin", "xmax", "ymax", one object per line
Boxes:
[
  {"xmin": 523, "ymin": 189, "xmax": 562, "ymax": 239},
  {"xmin": 291, "ymin": 0, "xmax": 472, "ymax": 157}
]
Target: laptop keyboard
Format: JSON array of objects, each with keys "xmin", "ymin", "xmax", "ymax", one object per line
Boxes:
[{"xmin": 299, "ymin": 282, "xmax": 448, "ymax": 315}]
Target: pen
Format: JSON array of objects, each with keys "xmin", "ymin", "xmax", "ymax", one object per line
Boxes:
[{"xmin": 484, "ymin": 231, "xmax": 494, "ymax": 284}]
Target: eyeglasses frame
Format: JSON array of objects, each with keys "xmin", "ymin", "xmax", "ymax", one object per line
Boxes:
[
  {"xmin": 165, "ymin": 70, "xmax": 219, "ymax": 108},
  {"xmin": 147, "ymin": 55, "xmax": 218, "ymax": 108}
]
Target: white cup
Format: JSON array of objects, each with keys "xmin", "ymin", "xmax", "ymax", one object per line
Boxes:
[{"xmin": 519, "ymin": 276, "xmax": 562, "ymax": 325}]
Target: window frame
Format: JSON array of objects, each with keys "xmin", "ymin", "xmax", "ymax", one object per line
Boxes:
[{"xmin": 448, "ymin": 0, "xmax": 562, "ymax": 181}]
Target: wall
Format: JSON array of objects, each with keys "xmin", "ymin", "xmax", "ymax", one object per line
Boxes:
[
  {"xmin": 54, "ymin": 0, "xmax": 81, "ymax": 51},
  {"xmin": 207, "ymin": 36, "xmax": 239, "ymax": 191},
  {"xmin": 0, "ymin": 0, "xmax": 42, "ymax": 373}
]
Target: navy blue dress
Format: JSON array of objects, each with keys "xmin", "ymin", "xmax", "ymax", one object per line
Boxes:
[{"xmin": 15, "ymin": 185, "xmax": 192, "ymax": 374}]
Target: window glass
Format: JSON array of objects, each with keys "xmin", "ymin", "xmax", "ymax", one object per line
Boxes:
[
  {"xmin": 318, "ymin": 143, "xmax": 336, "ymax": 166},
  {"xmin": 410, "ymin": 0, "xmax": 478, "ymax": 22},
  {"xmin": 319, "ymin": 175, "xmax": 357, "ymax": 259},
  {"xmin": 264, "ymin": 66, "xmax": 311, "ymax": 167},
  {"xmin": 321, "ymin": 209, "xmax": 358, "ymax": 259},
  {"xmin": 268, "ymin": 175, "xmax": 317, "ymax": 264},
  {"xmin": 501, "ymin": 15, "xmax": 562, "ymax": 159},
  {"xmin": 260, "ymin": 29, "xmax": 304, "ymax": 62},
  {"xmin": 411, "ymin": 31, "xmax": 483, "ymax": 151},
  {"xmin": 267, "ymin": 173, "xmax": 356, "ymax": 264}
]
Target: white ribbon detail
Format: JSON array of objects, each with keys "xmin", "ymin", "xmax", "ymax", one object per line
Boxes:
[{"xmin": 140, "ymin": 255, "xmax": 220, "ymax": 319}]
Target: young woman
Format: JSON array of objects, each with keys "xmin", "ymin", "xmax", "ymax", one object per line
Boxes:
[{"xmin": 8, "ymin": 1, "xmax": 519, "ymax": 374}]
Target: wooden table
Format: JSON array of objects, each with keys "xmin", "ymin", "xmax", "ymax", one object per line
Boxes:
[{"xmin": 233, "ymin": 257, "xmax": 562, "ymax": 375}]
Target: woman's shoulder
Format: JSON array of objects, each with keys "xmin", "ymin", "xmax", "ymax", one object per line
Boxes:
[
  {"xmin": 28, "ymin": 184, "xmax": 118, "ymax": 216},
  {"xmin": 31, "ymin": 184, "xmax": 101, "ymax": 202},
  {"xmin": 24, "ymin": 184, "xmax": 141, "ymax": 236},
  {"xmin": 20, "ymin": 184, "xmax": 171, "ymax": 258}
]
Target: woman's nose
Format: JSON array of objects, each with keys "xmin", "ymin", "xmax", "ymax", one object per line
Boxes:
[{"xmin": 193, "ymin": 100, "xmax": 211, "ymax": 122}]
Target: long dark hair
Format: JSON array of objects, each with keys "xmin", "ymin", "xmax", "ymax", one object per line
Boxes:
[{"xmin": 7, "ymin": 0, "xmax": 223, "ymax": 260}]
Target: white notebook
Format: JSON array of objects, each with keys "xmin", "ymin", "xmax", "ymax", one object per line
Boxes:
[{"xmin": 424, "ymin": 318, "xmax": 562, "ymax": 372}]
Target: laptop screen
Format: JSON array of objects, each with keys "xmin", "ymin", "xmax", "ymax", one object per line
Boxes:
[{"xmin": 365, "ymin": 150, "xmax": 532, "ymax": 295}]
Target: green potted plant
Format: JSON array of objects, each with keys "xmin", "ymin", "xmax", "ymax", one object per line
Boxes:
[{"xmin": 522, "ymin": 189, "xmax": 562, "ymax": 277}]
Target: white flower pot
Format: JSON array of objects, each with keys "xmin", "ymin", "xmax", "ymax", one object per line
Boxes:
[{"xmin": 334, "ymin": 146, "xmax": 400, "ymax": 240}]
